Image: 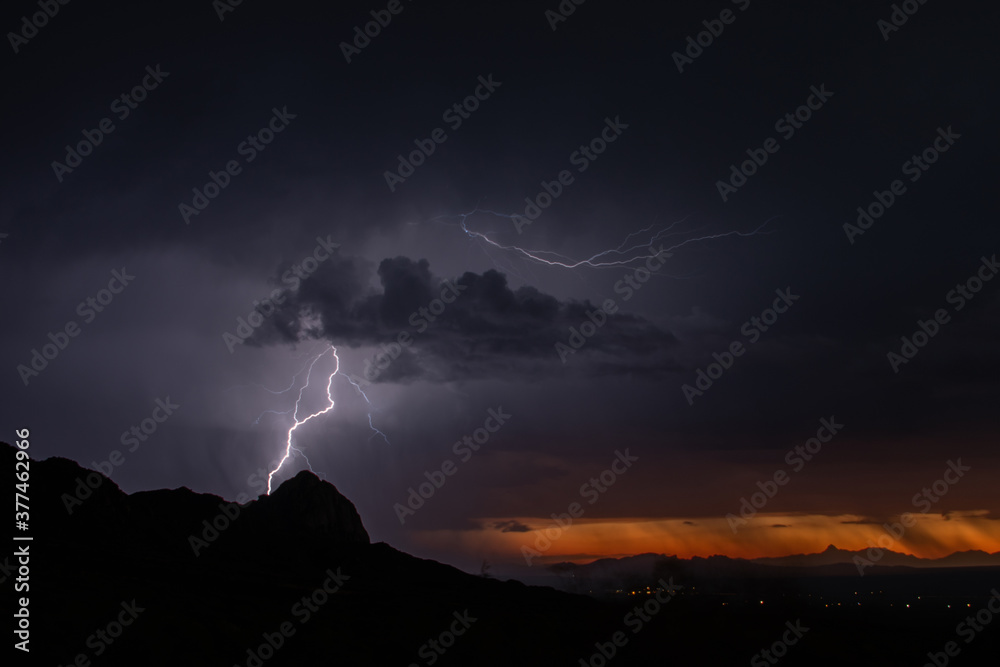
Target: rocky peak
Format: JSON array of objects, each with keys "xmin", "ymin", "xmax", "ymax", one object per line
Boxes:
[{"xmin": 258, "ymin": 470, "xmax": 370, "ymax": 544}]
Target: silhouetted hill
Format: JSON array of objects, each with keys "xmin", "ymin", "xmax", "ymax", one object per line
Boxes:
[
  {"xmin": 4, "ymin": 444, "xmax": 623, "ymax": 666},
  {"xmin": 254, "ymin": 469, "xmax": 371, "ymax": 544}
]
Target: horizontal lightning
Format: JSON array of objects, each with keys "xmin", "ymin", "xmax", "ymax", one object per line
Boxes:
[{"xmin": 428, "ymin": 208, "xmax": 774, "ymax": 270}]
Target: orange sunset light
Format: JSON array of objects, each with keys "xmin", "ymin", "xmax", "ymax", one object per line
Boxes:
[{"xmin": 412, "ymin": 512, "xmax": 1000, "ymax": 565}]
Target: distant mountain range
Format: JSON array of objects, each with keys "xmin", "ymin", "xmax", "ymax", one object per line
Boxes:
[
  {"xmin": 547, "ymin": 545, "xmax": 1000, "ymax": 586},
  {"xmin": 754, "ymin": 543, "xmax": 1000, "ymax": 569}
]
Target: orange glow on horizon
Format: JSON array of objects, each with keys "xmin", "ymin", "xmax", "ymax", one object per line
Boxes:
[{"xmin": 409, "ymin": 511, "xmax": 1000, "ymax": 566}]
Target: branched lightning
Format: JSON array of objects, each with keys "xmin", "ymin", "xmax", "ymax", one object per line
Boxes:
[
  {"xmin": 239, "ymin": 356, "xmax": 314, "ymax": 426},
  {"xmin": 344, "ymin": 375, "xmax": 391, "ymax": 445},
  {"xmin": 256, "ymin": 345, "xmax": 391, "ymax": 494},
  {"xmin": 289, "ymin": 445, "xmax": 323, "ymax": 478},
  {"xmin": 426, "ymin": 208, "xmax": 775, "ymax": 271},
  {"xmin": 266, "ymin": 345, "xmax": 339, "ymax": 494},
  {"xmin": 225, "ymin": 349, "xmax": 321, "ymax": 427},
  {"xmin": 253, "ymin": 408, "xmax": 294, "ymax": 426}
]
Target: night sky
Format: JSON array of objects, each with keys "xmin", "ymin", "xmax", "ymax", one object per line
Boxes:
[{"xmin": 4, "ymin": 0, "xmax": 999, "ymax": 576}]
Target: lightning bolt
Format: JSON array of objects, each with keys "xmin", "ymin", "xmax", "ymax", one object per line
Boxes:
[
  {"xmin": 226, "ymin": 350, "xmax": 321, "ymax": 426},
  {"xmin": 289, "ymin": 445, "xmax": 323, "ymax": 478},
  {"xmin": 228, "ymin": 342, "xmax": 389, "ymax": 493},
  {"xmin": 267, "ymin": 345, "xmax": 339, "ymax": 494},
  {"xmin": 427, "ymin": 208, "xmax": 774, "ymax": 270},
  {"xmin": 344, "ymin": 374, "xmax": 391, "ymax": 445},
  {"xmin": 253, "ymin": 408, "xmax": 294, "ymax": 426}
]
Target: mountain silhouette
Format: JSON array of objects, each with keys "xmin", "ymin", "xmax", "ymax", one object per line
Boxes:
[{"xmin": 4, "ymin": 444, "xmax": 622, "ymax": 666}]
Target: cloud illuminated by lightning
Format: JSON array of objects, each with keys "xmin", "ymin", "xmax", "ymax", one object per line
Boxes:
[{"xmin": 256, "ymin": 208, "xmax": 769, "ymax": 493}]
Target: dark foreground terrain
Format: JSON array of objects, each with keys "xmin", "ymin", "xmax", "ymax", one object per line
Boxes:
[{"xmin": 4, "ymin": 443, "xmax": 998, "ymax": 666}]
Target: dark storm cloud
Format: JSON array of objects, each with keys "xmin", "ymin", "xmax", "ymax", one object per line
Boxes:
[{"xmin": 245, "ymin": 252, "xmax": 679, "ymax": 382}]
